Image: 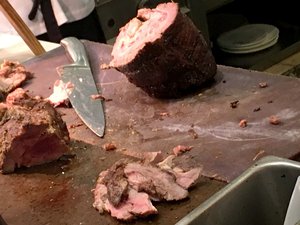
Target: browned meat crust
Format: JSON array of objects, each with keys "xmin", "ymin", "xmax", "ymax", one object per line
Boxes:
[
  {"xmin": 0, "ymin": 88, "xmax": 70, "ymax": 173},
  {"xmin": 0, "ymin": 60, "xmax": 33, "ymax": 96},
  {"xmin": 109, "ymin": 3, "xmax": 217, "ymax": 98}
]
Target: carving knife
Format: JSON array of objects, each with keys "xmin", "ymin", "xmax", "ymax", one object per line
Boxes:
[{"xmin": 57, "ymin": 37, "xmax": 105, "ymax": 137}]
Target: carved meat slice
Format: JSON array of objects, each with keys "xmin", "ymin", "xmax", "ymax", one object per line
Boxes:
[
  {"xmin": 92, "ymin": 169, "xmax": 157, "ymax": 221},
  {"xmin": 157, "ymin": 155, "xmax": 202, "ymax": 189},
  {"xmin": 92, "ymin": 155, "xmax": 201, "ymax": 221},
  {"xmin": 124, "ymin": 162, "xmax": 188, "ymax": 201}
]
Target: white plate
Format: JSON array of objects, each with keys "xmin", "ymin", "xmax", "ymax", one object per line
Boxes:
[
  {"xmin": 217, "ymin": 24, "xmax": 279, "ymax": 52},
  {"xmin": 219, "ymin": 36, "xmax": 279, "ymax": 54}
]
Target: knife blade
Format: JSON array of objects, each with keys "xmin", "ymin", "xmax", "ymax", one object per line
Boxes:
[{"xmin": 57, "ymin": 37, "xmax": 105, "ymax": 137}]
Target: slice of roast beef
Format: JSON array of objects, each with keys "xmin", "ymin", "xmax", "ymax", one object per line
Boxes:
[
  {"xmin": 93, "ymin": 170, "xmax": 158, "ymax": 221},
  {"xmin": 157, "ymin": 155, "xmax": 202, "ymax": 189},
  {"xmin": 101, "ymin": 160, "xmax": 129, "ymax": 206},
  {"xmin": 92, "ymin": 156, "xmax": 201, "ymax": 221},
  {"xmin": 172, "ymin": 167, "xmax": 202, "ymax": 189},
  {"xmin": 124, "ymin": 162, "xmax": 188, "ymax": 201},
  {"xmin": 0, "ymin": 88, "xmax": 70, "ymax": 173},
  {"xmin": 0, "ymin": 60, "xmax": 33, "ymax": 97},
  {"xmin": 107, "ymin": 2, "xmax": 217, "ymax": 98}
]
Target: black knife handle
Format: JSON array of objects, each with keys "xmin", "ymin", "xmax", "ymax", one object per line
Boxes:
[{"xmin": 60, "ymin": 37, "xmax": 90, "ymax": 67}]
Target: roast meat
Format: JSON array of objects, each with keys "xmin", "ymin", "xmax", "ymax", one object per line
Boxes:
[
  {"xmin": 108, "ymin": 2, "xmax": 217, "ymax": 98},
  {"xmin": 0, "ymin": 60, "xmax": 33, "ymax": 97},
  {"xmin": 0, "ymin": 88, "xmax": 70, "ymax": 173},
  {"xmin": 92, "ymin": 156, "xmax": 201, "ymax": 221}
]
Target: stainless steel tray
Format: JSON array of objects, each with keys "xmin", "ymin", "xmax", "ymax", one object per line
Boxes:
[{"xmin": 176, "ymin": 156, "xmax": 300, "ymax": 225}]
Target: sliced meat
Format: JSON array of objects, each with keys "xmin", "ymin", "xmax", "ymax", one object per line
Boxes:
[
  {"xmin": 108, "ymin": 2, "xmax": 217, "ymax": 98},
  {"xmin": 124, "ymin": 162, "xmax": 188, "ymax": 201},
  {"xmin": 157, "ymin": 155, "xmax": 202, "ymax": 189},
  {"xmin": 93, "ymin": 170, "xmax": 158, "ymax": 221},
  {"xmin": 172, "ymin": 145, "xmax": 193, "ymax": 156},
  {"xmin": 102, "ymin": 142, "xmax": 117, "ymax": 151},
  {"xmin": 93, "ymin": 156, "xmax": 201, "ymax": 221},
  {"xmin": 173, "ymin": 167, "xmax": 202, "ymax": 189},
  {"xmin": 0, "ymin": 88, "xmax": 70, "ymax": 173},
  {"xmin": 0, "ymin": 60, "xmax": 33, "ymax": 96},
  {"xmin": 118, "ymin": 149, "xmax": 163, "ymax": 163},
  {"xmin": 101, "ymin": 160, "xmax": 129, "ymax": 206}
]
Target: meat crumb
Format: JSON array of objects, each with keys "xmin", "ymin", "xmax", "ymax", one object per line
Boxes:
[
  {"xmin": 267, "ymin": 100, "xmax": 273, "ymax": 104},
  {"xmin": 239, "ymin": 119, "xmax": 247, "ymax": 128},
  {"xmin": 91, "ymin": 94, "xmax": 112, "ymax": 102},
  {"xmin": 259, "ymin": 82, "xmax": 268, "ymax": 88},
  {"xmin": 102, "ymin": 143, "xmax": 117, "ymax": 151},
  {"xmin": 253, "ymin": 107, "xmax": 261, "ymax": 112},
  {"xmin": 69, "ymin": 123, "xmax": 84, "ymax": 129},
  {"xmin": 188, "ymin": 129, "xmax": 198, "ymax": 139},
  {"xmin": 230, "ymin": 100, "xmax": 239, "ymax": 108},
  {"xmin": 172, "ymin": 145, "xmax": 193, "ymax": 156},
  {"xmin": 269, "ymin": 115, "xmax": 280, "ymax": 125},
  {"xmin": 159, "ymin": 112, "xmax": 169, "ymax": 117}
]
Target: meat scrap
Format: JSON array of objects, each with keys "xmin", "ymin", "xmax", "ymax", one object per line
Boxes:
[
  {"xmin": 259, "ymin": 82, "xmax": 268, "ymax": 88},
  {"xmin": 90, "ymin": 94, "xmax": 112, "ymax": 102},
  {"xmin": 0, "ymin": 88, "xmax": 70, "ymax": 173},
  {"xmin": 253, "ymin": 107, "xmax": 261, "ymax": 112},
  {"xmin": 68, "ymin": 122, "xmax": 84, "ymax": 129},
  {"xmin": 102, "ymin": 142, "xmax": 117, "ymax": 151},
  {"xmin": 269, "ymin": 115, "xmax": 280, "ymax": 125},
  {"xmin": 159, "ymin": 112, "xmax": 169, "ymax": 117},
  {"xmin": 106, "ymin": 2, "xmax": 217, "ymax": 98},
  {"xmin": 188, "ymin": 128, "xmax": 198, "ymax": 139},
  {"xmin": 0, "ymin": 60, "xmax": 33, "ymax": 95},
  {"xmin": 239, "ymin": 119, "xmax": 247, "ymax": 128},
  {"xmin": 92, "ymin": 156, "xmax": 201, "ymax": 221},
  {"xmin": 46, "ymin": 80, "xmax": 73, "ymax": 107},
  {"xmin": 230, "ymin": 100, "xmax": 239, "ymax": 108},
  {"xmin": 172, "ymin": 145, "xmax": 193, "ymax": 156}
]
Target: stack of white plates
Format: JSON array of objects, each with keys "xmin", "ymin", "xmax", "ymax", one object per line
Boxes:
[{"xmin": 217, "ymin": 24, "xmax": 279, "ymax": 54}]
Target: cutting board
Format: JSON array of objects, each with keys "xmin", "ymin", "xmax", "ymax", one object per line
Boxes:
[
  {"xmin": 23, "ymin": 41, "xmax": 300, "ymax": 181},
  {"xmin": 1, "ymin": 41, "xmax": 300, "ymax": 224}
]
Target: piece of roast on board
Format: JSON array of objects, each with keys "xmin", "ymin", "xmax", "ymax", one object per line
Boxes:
[
  {"xmin": 0, "ymin": 88, "xmax": 70, "ymax": 173},
  {"xmin": 107, "ymin": 2, "xmax": 217, "ymax": 98}
]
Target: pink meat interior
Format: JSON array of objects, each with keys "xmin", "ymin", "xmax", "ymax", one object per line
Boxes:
[{"xmin": 110, "ymin": 2, "xmax": 178, "ymax": 67}]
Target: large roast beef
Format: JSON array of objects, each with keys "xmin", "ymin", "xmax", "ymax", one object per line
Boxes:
[
  {"xmin": 107, "ymin": 2, "xmax": 217, "ymax": 98},
  {"xmin": 0, "ymin": 88, "xmax": 70, "ymax": 173}
]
